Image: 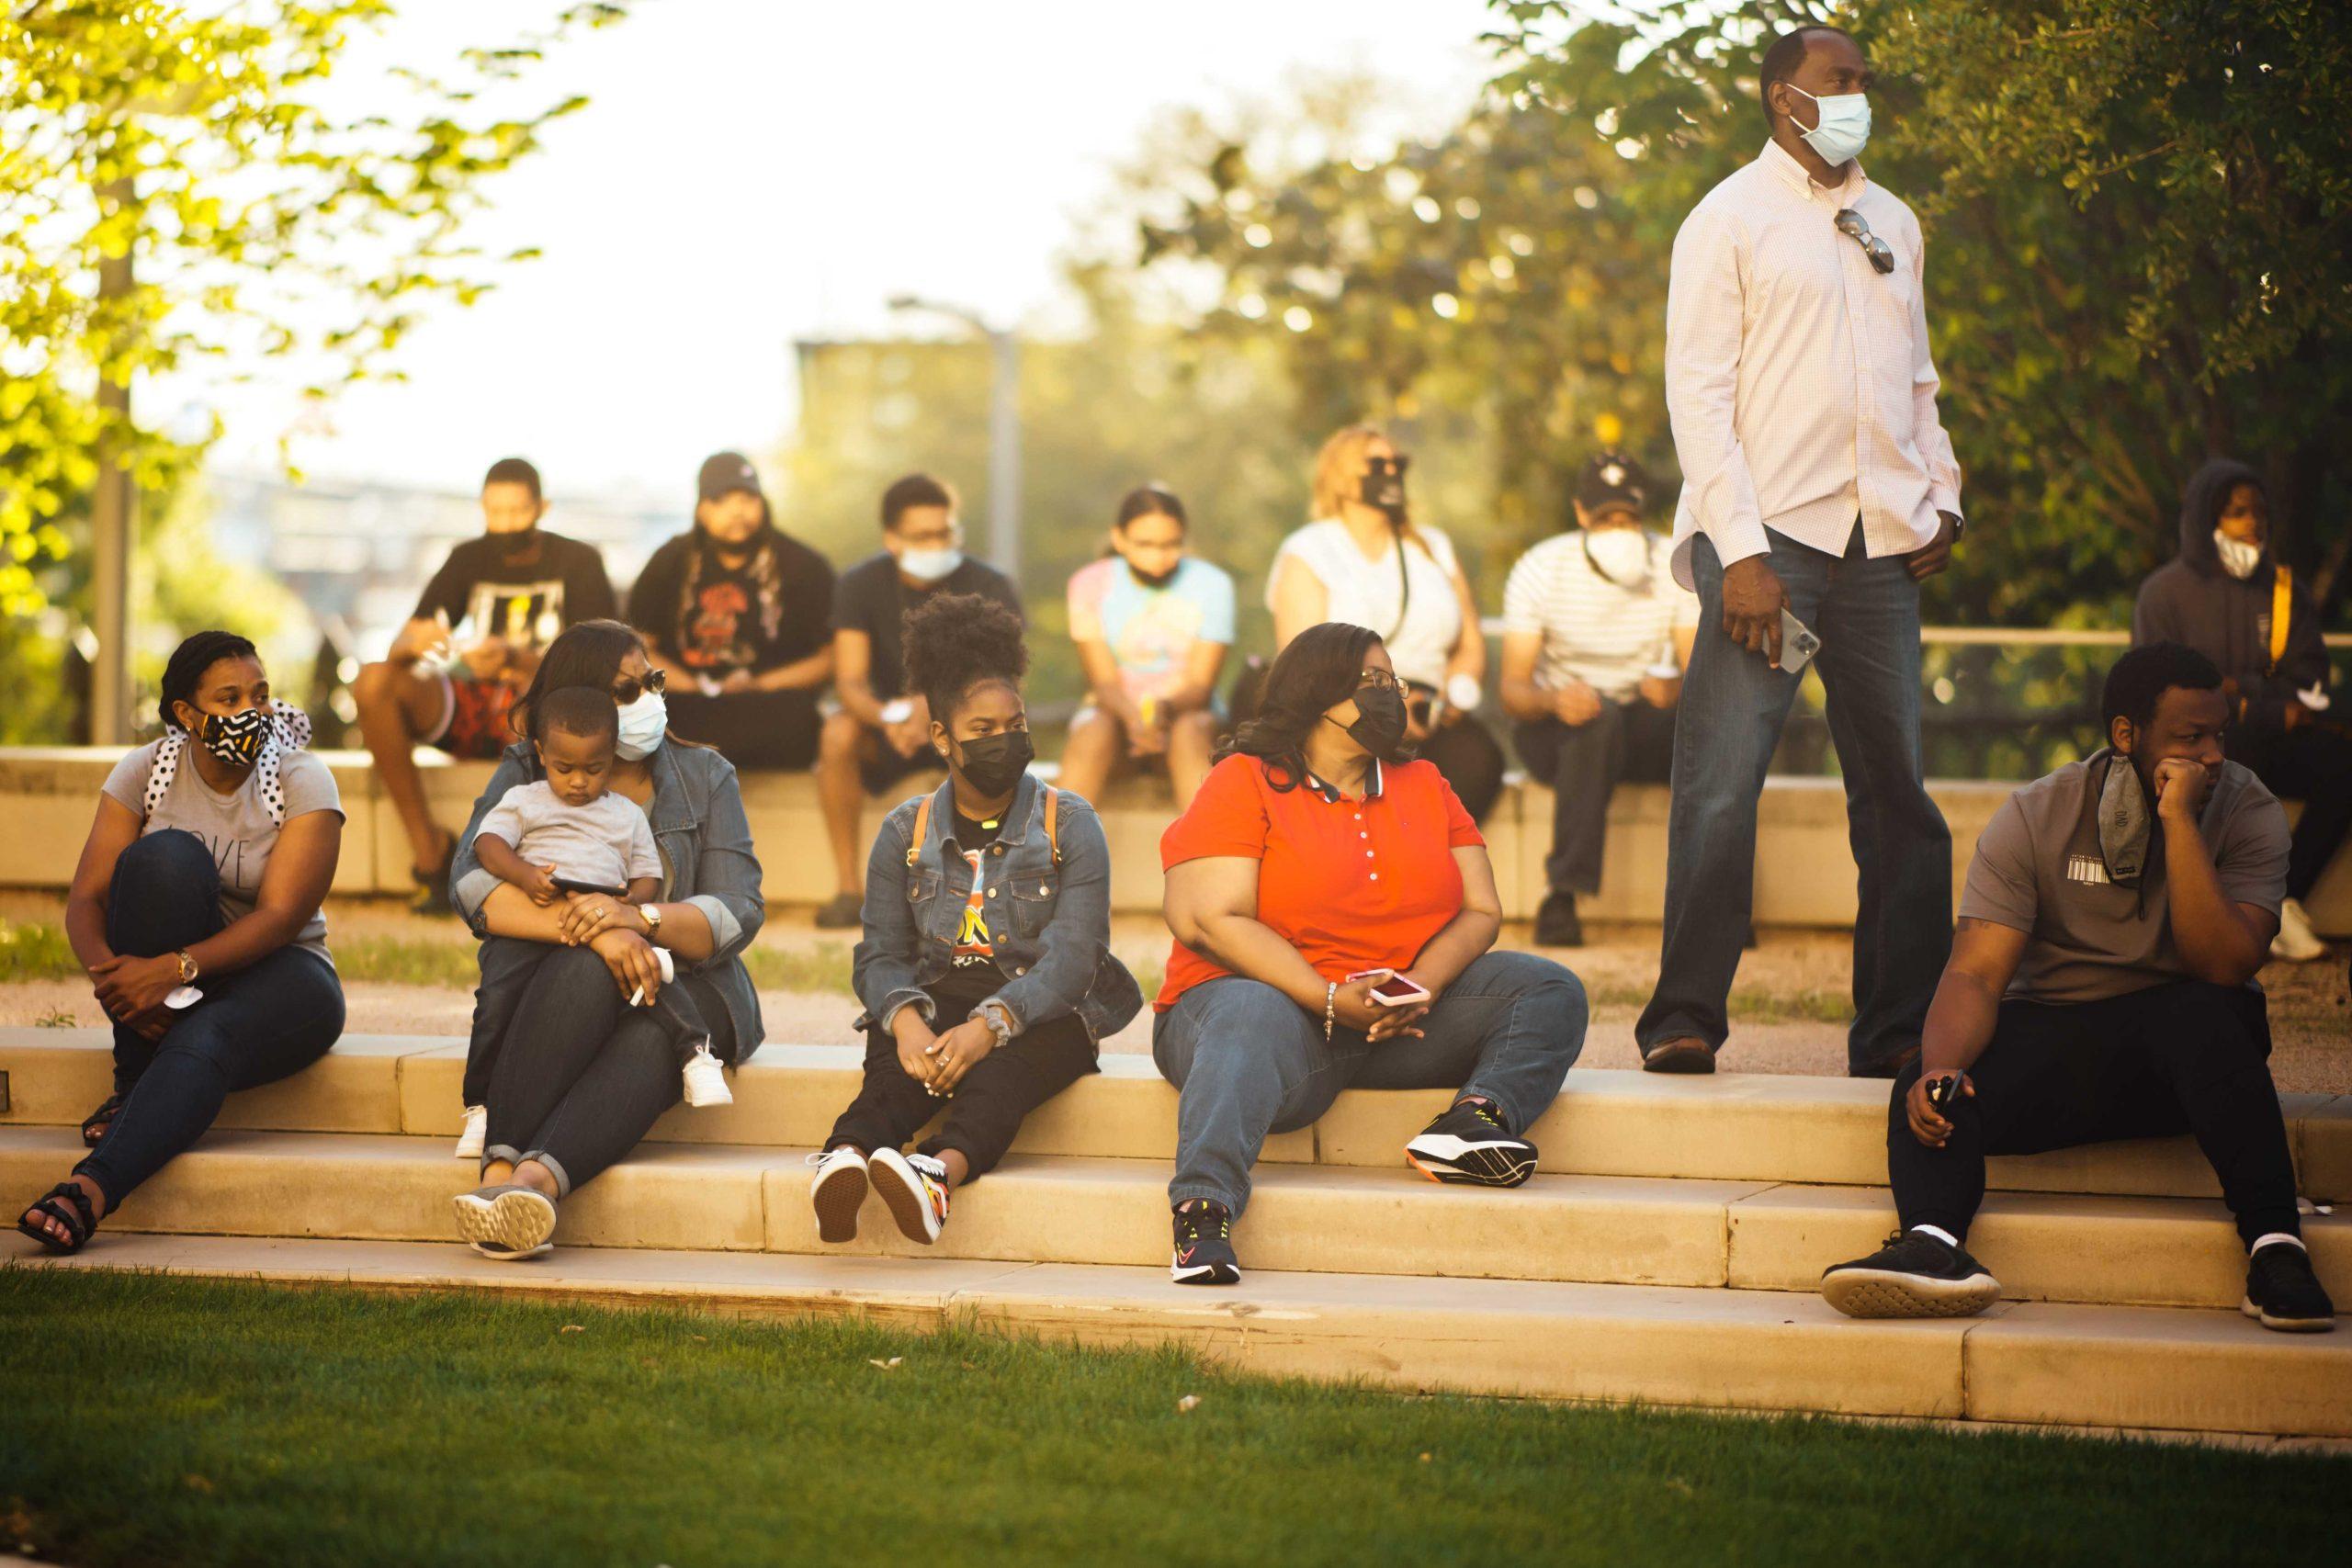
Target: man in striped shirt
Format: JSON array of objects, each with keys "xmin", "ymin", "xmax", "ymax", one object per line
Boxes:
[
  {"xmin": 1501, "ymin": 453, "xmax": 1698, "ymax": 946},
  {"xmin": 1639, "ymin": 22, "xmax": 1964, "ymax": 1077}
]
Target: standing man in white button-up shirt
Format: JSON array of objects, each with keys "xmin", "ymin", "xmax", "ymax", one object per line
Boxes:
[{"xmin": 1637, "ymin": 24, "xmax": 1962, "ymax": 1077}]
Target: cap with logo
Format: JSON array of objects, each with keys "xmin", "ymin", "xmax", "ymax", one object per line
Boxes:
[
  {"xmin": 697, "ymin": 451, "xmax": 763, "ymax": 504},
  {"xmin": 1576, "ymin": 450, "xmax": 1651, "ymax": 516}
]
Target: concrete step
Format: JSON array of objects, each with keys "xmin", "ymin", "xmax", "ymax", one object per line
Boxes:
[
  {"xmin": 11, "ymin": 1232, "xmax": 2350, "ymax": 1438},
  {"xmin": 7, "ymin": 1029, "xmax": 2347, "ymax": 1201},
  {"xmin": 5, "ymin": 1124, "xmax": 2344, "ymax": 1313}
]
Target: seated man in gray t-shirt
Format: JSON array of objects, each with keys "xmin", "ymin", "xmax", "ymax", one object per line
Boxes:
[{"xmin": 1818, "ymin": 645, "xmax": 2333, "ymax": 1332}]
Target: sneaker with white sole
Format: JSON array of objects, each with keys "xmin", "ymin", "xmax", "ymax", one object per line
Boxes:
[
  {"xmin": 1820, "ymin": 1228, "xmax": 2001, "ymax": 1318},
  {"xmin": 2243, "ymin": 1240, "xmax": 2336, "ymax": 1332},
  {"xmin": 2270, "ymin": 897, "xmax": 2327, "ymax": 963},
  {"xmin": 453, "ymin": 1104, "xmax": 488, "ymax": 1160},
  {"xmin": 867, "ymin": 1147, "xmax": 949, "ymax": 1245},
  {"xmin": 1404, "ymin": 1098, "xmax": 1537, "ymax": 1188},
  {"xmin": 807, "ymin": 1145, "xmax": 869, "ymax": 1244},
  {"xmin": 1171, "ymin": 1199, "xmax": 1240, "ymax": 1285},
  {"xmin": 682, "ymin": 1043, "xmax": 732, "ymax": 1108},
  {"xmin": 451, "ymin": 1184, "xmax": 558, "ymax": 1256}
]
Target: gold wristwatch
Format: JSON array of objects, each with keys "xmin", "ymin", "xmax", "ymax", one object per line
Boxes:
[
  {"xmin": 638, "ymin": 904, "xmax": 662, "ymax": 936},
  {"xmin": 175, "ymin": 949, "xmax": 199, "ymax": 984}
]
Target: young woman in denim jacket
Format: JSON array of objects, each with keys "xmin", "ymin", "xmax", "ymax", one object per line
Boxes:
[{"xmin": 811, "ymin": 592, "xmax": 1140, "ymax": 1247}]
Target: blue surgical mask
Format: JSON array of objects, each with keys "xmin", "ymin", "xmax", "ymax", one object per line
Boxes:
[
  {"xmin": 898, "ymin": 547, "xmax": 964, "ymax": 584},
  {"xmin": 1785, "ymin": 84, "xmax": 1871, "ymax": 165},
  {"xmin": 615, "ymin": 690, "xmax": 668, "ymax": 761}
]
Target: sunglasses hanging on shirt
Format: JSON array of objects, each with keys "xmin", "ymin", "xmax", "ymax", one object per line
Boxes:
[{"xmin": 1834, "ymin": 208, "xmax": 1896, "ymax": 276}]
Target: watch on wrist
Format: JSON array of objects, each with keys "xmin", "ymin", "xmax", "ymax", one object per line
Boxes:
[
  {"xmin": 638, "ymin": 903, "xmax": 662, "ymax": 935},
  {"xmin": 175, "ymin": 949, "xmax": 199, "ymax": 984}
]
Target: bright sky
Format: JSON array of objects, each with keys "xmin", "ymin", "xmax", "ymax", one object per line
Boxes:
[{"xmin": 194, "ymin": 0, "xmax": 1497, "ymax": 502}]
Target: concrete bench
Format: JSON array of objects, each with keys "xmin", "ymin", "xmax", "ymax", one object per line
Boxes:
[{"xmin": 1, "ymin": 747, "xmax": 2345, "ymax": 931}]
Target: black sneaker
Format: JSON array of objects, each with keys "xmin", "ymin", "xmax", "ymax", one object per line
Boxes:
[
  {"xmin": 1404, "ymin": 1099, "xmax": 1537, "ymax": 1188},
  {"xmin": 2243, "ymin": 1241, "xmax": 2335, "ymax": 1333},
  {"xmin": 814, "ymin": 893, "xmax": 863, "ymax": 931},
  {"xmin": 1171, "ymin": 1200, "xmax": 1240, "ymax": 1286},
  {"xmin": 1820, "ymin": 1229, "xmax": 2001, "ymax": 1319},
  {"xmin": 1532, "ymin": 890, "xmax": 1584, "ymax": 948}
]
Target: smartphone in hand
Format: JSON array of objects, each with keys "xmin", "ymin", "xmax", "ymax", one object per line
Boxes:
[{"xmin": 1777, "ymin": 608, "xmax": 1822, "ymax": 674}]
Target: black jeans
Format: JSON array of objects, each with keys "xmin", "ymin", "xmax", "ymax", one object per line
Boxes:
[
  {"xmin": 2229, "ymin": 725, "xmax": 2352, "ymax": 902},
  {"xmin": 463, "ymin": 935, "xmax": 711, "ymax": 1107},
  {"xmin": 1513, "ymin": 702, "xmax": 1677, "ymax": 896},
  {"xmin": 480, "ymin": 943, "xmax": 737, "ymax": 1195},
  {"xmin": 1417, "ymin": 716, "xmax": 1507, "ymax": 824},
  {"xmin": 1886, "ymin": 980, "xmax": 2300, "ymax": 1248},
  {"xmin": 663, "ymin": 688, "xmax": 820, "ymax": 770},
  {"xmin": 75, "ymin": 830, "xmax": 345, "ymax": 1209},
  {"xmin": 826, "ymin": 972, "xmax": 1097, "ymax": 1181}
]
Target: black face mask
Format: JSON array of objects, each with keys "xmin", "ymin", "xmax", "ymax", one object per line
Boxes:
[
  {"xmin": 953, "ymin": 729, "xmax": 1034, "ymax": 797},
  {"xmin": 1359, "ymin": 454, "xmax": 1409, "ymax": 525},
  {"xmin": 1127, "ymin": 559, "xmax": 1182, "ymax": 591},
  {"xmin": 1329, "ymin": 684, "xmax": 1408, "ymax": 759}
]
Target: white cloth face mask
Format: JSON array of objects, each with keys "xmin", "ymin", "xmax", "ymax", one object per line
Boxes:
[
  {"xmin": 615, "ymin": 690, "xmax": 669, "ymax": 761},
  {"xmin": 1583, "ymin": 526, "xmax": 1652, "ymax": 586},
  {"xmin": 1784, "ymin": 83, "xmax": 1871, "ymax": 164},
  {"xmin": 2213, "ymin": 531, "xmax": 2263, "ymax": 580}
]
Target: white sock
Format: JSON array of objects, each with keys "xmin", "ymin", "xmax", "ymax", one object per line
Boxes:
[
  {"xmin": 1909, "ymin": 1224, "xmax": 1960, "ymax": 1249},
  {"xmin": 2249, "ymin": 1232, "xmax": 2305, "ymax": 1257}
]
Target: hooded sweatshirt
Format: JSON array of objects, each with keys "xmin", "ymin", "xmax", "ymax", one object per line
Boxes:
[{"xmin": 2131, "ymin": 457, "xmax": 2329, "ymax": 737}]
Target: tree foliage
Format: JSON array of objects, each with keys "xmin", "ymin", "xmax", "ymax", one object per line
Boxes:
[
  {"xmin": 1127, "ymin": 0, "xmax": 2352, "ymax": 626},
  {"xmin": 0, "ymin": 0, "xmax": 628, "ymax": 619}
]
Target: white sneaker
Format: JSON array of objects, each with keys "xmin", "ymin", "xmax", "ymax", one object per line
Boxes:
[
  {"xmin": 682, "ymin": 1043, "xmax": 732, "ymax": 1108},
  {"xmin": 808, "ymin": 1145, "xmax": 869, "ymax": 1244},
  {"xmin": 867, "ymin": 1147, "xmax": 950, "ymax": 1245},
  {"xmin": 453, "ymin": 1104, "xmax": 487, "ymax": 1160},
  {"xmin": 2270, "ymin": 897, "xmax": 2326, "ymax": 962}
]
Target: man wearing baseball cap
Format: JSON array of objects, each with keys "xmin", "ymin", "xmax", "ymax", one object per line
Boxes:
[
  {"xmin": 1498, "ymin": 451, "xmax": 1700, "ymax": 946},
  {"xmin": 624, "ymin": 451, "xmax": 837, "ymax": 767}
]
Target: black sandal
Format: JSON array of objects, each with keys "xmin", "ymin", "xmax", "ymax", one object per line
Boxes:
[
  {"xmin": 81, "ymin": 1093, "xmax": 125, "ymax": 1147},
  {"xmin": 17, "ymin": 1182, "xmax": 96, "ymax": 1255}
]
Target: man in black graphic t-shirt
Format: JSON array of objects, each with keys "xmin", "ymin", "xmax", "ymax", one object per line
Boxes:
[
  {"xmin": 353, "ymin": 457, "xmax": 616, "ymax": 911},
  {"xmin": 625, "ymin": 451, "xmax": 837, "ymax": 770}
]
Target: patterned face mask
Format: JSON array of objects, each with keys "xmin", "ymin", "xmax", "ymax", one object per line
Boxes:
[{"xmin": 198, "ymin": 705, "xmax": 273, "ymax": 768}]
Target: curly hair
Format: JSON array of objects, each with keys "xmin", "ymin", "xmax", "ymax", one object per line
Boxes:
[{"xmin": 902, "ymin": 592, "xmax": 1028, "ymax": 724}]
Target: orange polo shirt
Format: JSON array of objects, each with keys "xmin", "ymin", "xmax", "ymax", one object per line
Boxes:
[{"xmin": 1155, "ymin": 753, "xmax": 1484, "ymax": 1010}]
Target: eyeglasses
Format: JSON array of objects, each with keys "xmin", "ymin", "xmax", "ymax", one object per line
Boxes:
[
  {"xmin": 610, "ymin": 668, "xmax": 668, "ymax": 705},
  {"xmin": 1355, "ymin": 668, "xmax": 1400, "ymax": 693},
  {"xmin": 1834, "ymin": 209, "xmax": 1895, "ymax": 276}
]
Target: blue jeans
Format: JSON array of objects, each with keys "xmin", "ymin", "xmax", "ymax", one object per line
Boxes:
[
  {"xmin": 76, "ymin": 830, "xmax": 345, "ymax": 1208},
  {"xmin": 1637, "ymin": 530, "xmax": 1951, "ymax": 1070},
  {"xmin": 1151, "ymin": 950, "xmax": 1588, "ymax": 1216}
]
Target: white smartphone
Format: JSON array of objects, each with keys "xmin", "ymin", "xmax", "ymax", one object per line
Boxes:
[
  {"xmin": 1347, "ymin": 968, "xmax": 1432, "ymax": 1008},
  {"xmin": 1776, "ymin": 608, "xmax": 1822, "ymax": 674}
]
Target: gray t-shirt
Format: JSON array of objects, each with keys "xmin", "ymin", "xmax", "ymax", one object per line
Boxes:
[
  {"xmin": 474, "ymin": 780, "xmax": 662, "ymax": 891},
  {"xmin": 1959, "ymin": 752, "xmax": 2288, "ymax": 1005},
  {"xmin": 102, "ymin": 742, "xmax": 345, "ymax": 964}
]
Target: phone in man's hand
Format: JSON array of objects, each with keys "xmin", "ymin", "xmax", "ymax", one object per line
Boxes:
[{"xmin": 1776, "ymin": 608, "xmax": 1822, "ymax": 674}]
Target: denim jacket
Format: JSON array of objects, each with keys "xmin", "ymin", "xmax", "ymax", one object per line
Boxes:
[
  {"xmin": 450, "ymin": 740, "xmax": 767, "ymax": 1065},
  {"xmin": 854, "ymin": 771, "xmax": 1140, "ymax": 1044}
]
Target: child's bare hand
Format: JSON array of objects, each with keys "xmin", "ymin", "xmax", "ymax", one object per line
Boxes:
[{"xmin": 524, "ymin": 863, "xmax": 562, "ymax": 905}]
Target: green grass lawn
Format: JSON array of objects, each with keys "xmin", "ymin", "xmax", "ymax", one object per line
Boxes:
[{"xmin": 3, "ymin": 1270, "xmax": 2342, "ymax": 1568}]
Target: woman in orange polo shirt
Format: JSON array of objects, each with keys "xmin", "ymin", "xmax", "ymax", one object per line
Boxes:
[{"xmin": 1154, "ymin": 621, "xmax": 1588, "ymax": 1284}]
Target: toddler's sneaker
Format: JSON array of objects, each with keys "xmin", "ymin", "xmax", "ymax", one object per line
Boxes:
[
  {"xmin": 807, "ymin": 1145, "xmax": 869, "ymax": 1244},
  {"xmin": 453, "ymin": 1104, "xmax": 488, "ymax": 1160},
  {"xmin": 868, "ymin": 1147, "xmax": 950, "ymax": 1245},
  {"xmin": 682, "ymin": 1043, "xmax": 732, "ymax": 1108}
]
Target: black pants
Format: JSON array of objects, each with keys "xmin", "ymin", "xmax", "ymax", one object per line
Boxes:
[
  {"xmin": 1887, "ymin": 980, "xmax": 2300, "ymax": 1248},
  {"xmin": 75, "ymin": 831, "xmax": 345, "ymax": 1208},
  {"xmin": 826, "ymin": 973, "xmax": 1097, "ymax": 1181},
  {"xmin": 479, "ymin": 943, "xmax": 737, "ymax": 1195},
  {"xmin": 1418, "ymin": 715, "xmax": 1508, "ymax": 824},
  {"xmin": 463, "ymin": 936, "xmax": 711, "ymax": 1106},
  {"xmin": 663, "ymin": 688, "xmax": 820, "ymax": 770},
  {"xmin": 2229, "ymin": 725, "xmax": 2352, "ymax": 902},
  {"xmin": 1513, "ymin": 702, "xmax": 1677, "ymax": 896}
]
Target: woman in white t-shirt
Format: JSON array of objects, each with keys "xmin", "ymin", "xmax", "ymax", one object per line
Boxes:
[
  {"xmin": 1266, "ymin": 424, "xmax": 1507, "ymax": 819},
  {"xmin": 17, "ymin": 632, "xmax": 345, "ymax": 1255}
]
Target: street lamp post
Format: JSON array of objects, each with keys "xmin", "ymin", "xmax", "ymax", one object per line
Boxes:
[
  {"xmin": 887, "ymin": 295, "xmax": 1021, "ymax": 587},
  {"xmin": 89, "ymin": 173, "xmax": 138, "ymax": 746}
]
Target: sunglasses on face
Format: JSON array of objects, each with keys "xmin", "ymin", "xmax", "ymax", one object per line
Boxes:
[
  {"xmin": 1835, "ymin": 209, "xmax": 1896, "ymax": 276},
  {"xmin": 610, "ymin": 668, "xmax": 668, "ymax": 705}
]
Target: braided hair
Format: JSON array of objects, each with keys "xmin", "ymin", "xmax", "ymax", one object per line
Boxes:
[
  {"xmin": 158, "ymin": 630, "xmax": 260, "ymax": 731},
  {"xmin": 901, "ymin": 592, "xmax": 1027, "ymax": 725}
]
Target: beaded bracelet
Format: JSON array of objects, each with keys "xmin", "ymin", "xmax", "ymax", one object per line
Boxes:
[{"xmin": 1323, "ymin": 979, "xmax": 1338, "ymax": 1043}]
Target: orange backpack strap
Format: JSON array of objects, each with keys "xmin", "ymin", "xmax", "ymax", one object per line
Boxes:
[
  {"xmin": 906, "ymin": 793, "xmax": 933, "ymax": 869},
  {"xmin": 1042, "ymin": 784, "xmax": 1061, "ymax": 864},
  {"xmin": 2268, "ymin": 566, "xmax": 2293, "ymax": 673}
]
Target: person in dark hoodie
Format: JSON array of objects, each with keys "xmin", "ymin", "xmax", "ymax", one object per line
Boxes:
[
  {"xmin": 2133, "ymin": 457, "xmax": 2345, "ymax": 961},
  {"xmin": 626, "ymin": 452, "xmax": 837, "ymax": 769}
]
